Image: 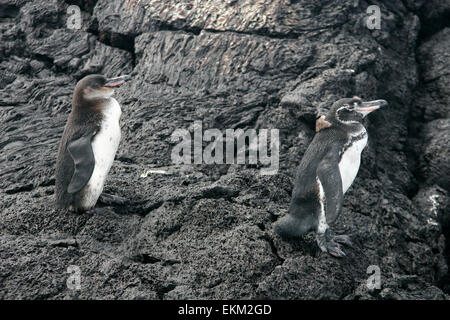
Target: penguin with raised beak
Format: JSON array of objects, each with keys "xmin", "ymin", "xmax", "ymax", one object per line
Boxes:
[
  {"xmin": 274, "ymin": 96, "xmax": 387, "ymax": 257},
  {"xmin": 55, "ymin": 74, "xmax": 131, "ymax": 213}
]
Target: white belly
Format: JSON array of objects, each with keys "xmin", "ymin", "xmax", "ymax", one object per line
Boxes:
[
  {"xmin": 338, "ymin": 134, "xmax": 367, "ymax": 194},
  {"xmin": 81, "ymin": 98, "xmax": 122, "ymax": 209},
  {"xmin": 316, "ymin": 177, "xmax": 328, "ymax": 234}
]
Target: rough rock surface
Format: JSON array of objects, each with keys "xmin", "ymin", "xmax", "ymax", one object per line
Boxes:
[{"xmin": 0, "ymin": 0, "xmax": 449, "ymax": 299}]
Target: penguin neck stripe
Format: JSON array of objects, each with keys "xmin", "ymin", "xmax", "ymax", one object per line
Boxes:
[
  {"xmin": 338, "ymin": 119, "xmax": 359, "ymax": 124},
  {"xmin": 341, "ymin": 130, "xmax": 367, "ymax": 157}
]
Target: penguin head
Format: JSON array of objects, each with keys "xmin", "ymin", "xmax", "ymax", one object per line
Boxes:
[
  {"xmin": 73, "ymin": 74, "xmax": 131, "ymax": 106},
  {"xmin": 327, "ymin": 96, "xmax": 387, "ymax": 125}
]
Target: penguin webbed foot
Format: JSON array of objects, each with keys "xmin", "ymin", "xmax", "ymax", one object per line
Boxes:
[
  {"xmin": 98, "ymin": 193, "xmax": 129, "ymax": 206},
  {"xmin": 316, "ymin": 229, "xmax": 352, "ymax": 258},
  {"xmin": 333, "ymin": 234, "xmax": 353, "ymax": 247}
]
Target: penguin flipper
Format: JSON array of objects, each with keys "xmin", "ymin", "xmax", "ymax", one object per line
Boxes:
[
  {"xmin": 67, "ymin": 133, "xmax": 96, "ymax": 194},
  {"xmin": 317, "ymin": 146, "xmax": 343, "ymax": 224}
]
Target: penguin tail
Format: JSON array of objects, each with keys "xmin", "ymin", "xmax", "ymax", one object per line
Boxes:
[{"xmin": 274, "ymin": 214, "xmax": 310, "ymax": 239}]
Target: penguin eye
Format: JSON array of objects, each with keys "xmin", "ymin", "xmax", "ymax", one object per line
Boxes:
[{"xmin": 347, "ymin": 103, "xmax": 356, "ymax": 111}]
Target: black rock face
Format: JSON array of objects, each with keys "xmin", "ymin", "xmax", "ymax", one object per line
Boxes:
[{"xmin": 0, "ymin": 0, "xmax": 449, "ymax": 299}]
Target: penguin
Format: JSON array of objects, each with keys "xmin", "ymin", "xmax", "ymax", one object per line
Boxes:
[
  {"xmin": 55, "ymin": 74, "xmax": 131, "ymax": 213},
  {"xmin": 274, "ymin": 96, "xmax": 387, "ymax": 257}
]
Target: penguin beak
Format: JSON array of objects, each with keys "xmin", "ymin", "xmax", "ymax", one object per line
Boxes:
[
  {"xmin": 356, "ymin": 99, "xmax": 388, "ymax": 117},
  {"xmin": 104, "ymin": 75, "xmax": 132, "ymax": 87}
]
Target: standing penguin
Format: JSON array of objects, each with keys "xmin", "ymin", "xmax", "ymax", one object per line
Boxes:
[
  {"xmin": 274, "ymin": 96, "xmax": 387, "ymax": 257},
  {"xmin": 55, "ymin": 74, "xmax": 131, "ymax": 213}
]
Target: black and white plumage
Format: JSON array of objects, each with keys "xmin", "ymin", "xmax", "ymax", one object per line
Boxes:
[
  {"xmin": 55, "ymin": 74, "xmax": 131, "ymax": 213},
  {"xmin": 274, "ymin": 96, "xmax": 387, "ymax": 257}
]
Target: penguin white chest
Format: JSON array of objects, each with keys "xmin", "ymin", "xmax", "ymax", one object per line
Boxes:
[
  {"xmin": 338, "ymin": 133, "xmax": 368, "ymax": 194},
  {"xmin": 82, "ymin": 98, "xmax": 122, "ymax": 208}
]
